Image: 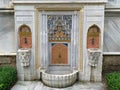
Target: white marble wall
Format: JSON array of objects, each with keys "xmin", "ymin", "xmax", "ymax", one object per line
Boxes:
[
  {"xmin": 106, "ymin": 0, "xmax": 120, "ymax": 8},
  {"xmin": 0, "ymin": 0, "xmax": 12, "ymax": 8},
  {"xmin": 80, "ymin": 5, "xmax": 104, "ymax": 81},
  {"xmin": 0, "ymin": 0, "xmax": 11, "ymax": 5},
  {"xmin": 108, "ymin": 0, "xmax": 116, "ymax": 4},
  {"xmin": 15, "ymin": 5, "xmax": 36, "ymax": 80},
  {"xmin": 104, "ymin": 13, "xmax": 120, "ymax": 52},
  {"xmin": 0, "ymin": 12, "xmax": 15, "ymax": 54}
]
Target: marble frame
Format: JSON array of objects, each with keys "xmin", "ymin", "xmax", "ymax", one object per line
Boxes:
[{"xmin": 39, "ymin": 11, "xmax": 79, "ymax": 70}]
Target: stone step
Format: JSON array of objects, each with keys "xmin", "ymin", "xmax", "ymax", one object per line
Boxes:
[
  {"xmin": 48, "ymin": 65, "xmax": 71, "ymax": 71},
  {"xmin": 46, "ymin": 70, "xmax": 72, "ymax": 75}
]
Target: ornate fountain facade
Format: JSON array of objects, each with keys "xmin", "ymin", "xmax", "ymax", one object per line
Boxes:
[
  {"xmin": 2, "ymin": 0, "xmax": 120, "ymax": 88},
  {"xmin": 13, "ymin": 0, "xmax": 107, "ymax": 87}
]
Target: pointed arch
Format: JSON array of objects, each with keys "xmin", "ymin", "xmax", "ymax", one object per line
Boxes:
[
  {"xmin": 18, "ymin": 24, "xmax": 32, "ymax": 48},
  {"xmin": 87, "ymin": 24, "xmax": 101, "ymax": 49}
]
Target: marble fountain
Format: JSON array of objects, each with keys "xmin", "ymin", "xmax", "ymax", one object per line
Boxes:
[{"xmin": 41, "ymin": 69, "xmax": 78, "ymax": 88}]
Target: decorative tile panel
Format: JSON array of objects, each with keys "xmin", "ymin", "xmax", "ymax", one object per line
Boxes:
[{"xmin": 48, "ymin": 15, "xmax": 72, "ymax": 42}]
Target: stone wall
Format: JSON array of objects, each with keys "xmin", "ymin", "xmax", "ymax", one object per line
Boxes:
[
  {"xmin": 0, "ymin": 56, "xmax": 16, "ymax": 67},
  {"xmin": 103, "ymin": 55, "xmax": 120, "ymax": 73},
  {"xmin": 104, "ymin": 13, "xmax": 120, "ymax": 52},
  {"xmin": 0, "ymin": 55, "xmax": 120, "ymax": 73},
  {"xmin": 82, "ymin": 5, "xmax": 104, "ymax": 82},
  {"xmin": 0, "ymin": 12, "xmax": 15, "ymax": 53}
]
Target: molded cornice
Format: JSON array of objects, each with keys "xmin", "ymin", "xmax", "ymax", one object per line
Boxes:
[{"xmin": 13, "ymin": 0, "xmax": 108, "ymax": 4}]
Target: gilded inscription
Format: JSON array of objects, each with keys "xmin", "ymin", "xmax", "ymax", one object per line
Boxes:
[
  {"xmin": 18, "ymin": 25, "xmax": 32, "ymax": 48},
  {"xmin": 87, "ymin": 25, "xmax": 100, "ymax": 49}
]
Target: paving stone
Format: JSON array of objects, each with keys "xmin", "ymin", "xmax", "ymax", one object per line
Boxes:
[{"xmin": 11, "ymin": 81, "xmax": 105, "ymax": 90}]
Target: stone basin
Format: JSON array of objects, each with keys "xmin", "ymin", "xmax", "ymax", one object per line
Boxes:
[{"xmin": 41, "ymin": 70, "xmax": 78, "ymax": 88}]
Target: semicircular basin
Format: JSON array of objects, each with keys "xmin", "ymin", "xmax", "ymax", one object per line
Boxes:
[{"xmin": 42, "ymin": 70, "xmax": 78, "ymax": 88}]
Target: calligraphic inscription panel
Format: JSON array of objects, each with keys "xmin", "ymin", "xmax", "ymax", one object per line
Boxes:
[
  {"xmin": 19, "ymin": 25, "xmax": 32, "ymax": 48},
  {"xmin": 87, "ymin": 25, "xmax": 100, "ymax": 48}
]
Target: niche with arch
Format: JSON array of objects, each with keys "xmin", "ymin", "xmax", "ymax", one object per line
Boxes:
[
  {"xmin": 18, "ymin": 24, "xmax": 32, "ymax": 48},
  {"xmin": 87, "ymin": 25, "xmax": 100, "ymax": 49}
]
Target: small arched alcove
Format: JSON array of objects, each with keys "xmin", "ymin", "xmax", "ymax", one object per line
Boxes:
[
  {"xmin": 87, "ymin": 24, "xmax": 101, "ymax": 49},
  {"xmin": 18, "ymin": 24, "xmax": 32, "ymax": 48}
]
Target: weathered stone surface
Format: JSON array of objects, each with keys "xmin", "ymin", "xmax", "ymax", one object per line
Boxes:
[
  {"xmin": 87, "ymin": 49, "xmax": 102, "ymax": 82},
  {"xmin": 0, "ymin": 56, "xmax": 16, "ymax": 66},
  {"xmin": 88, "ymin": 49, "xmax": 101, "ymax": 67},
  {"xmin": 17, "ymin": 49, "xmax": 33, "ymax": 81},
  {"xmin": 0, "ymin": 57, "xmax": 11, "ymax": 64},
  {"xmin": 103, "ymin": 55, "xmax": 120, "ymax": 73}
]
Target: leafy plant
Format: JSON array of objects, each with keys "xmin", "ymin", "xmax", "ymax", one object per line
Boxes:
[
  {"xmin": 105, "ymin": 72, "xmax": 120, "ymax": 90},
  {"xmin": 0, "ymin": 65, "xmax": 17, "ymax": 90}
]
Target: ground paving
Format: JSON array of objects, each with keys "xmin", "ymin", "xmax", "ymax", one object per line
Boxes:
[{"xmin": 11, "ymin": 81, "xmax": 106, "ymax": 90}]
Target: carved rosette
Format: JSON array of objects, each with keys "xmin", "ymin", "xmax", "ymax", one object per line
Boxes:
[
  {"xmin": 88, "ymin": 49, "xmax": 101, "ymax": 67},
  {"xmin": 18, "ymin": 49, "xmax": 31, "ymax": 67}
]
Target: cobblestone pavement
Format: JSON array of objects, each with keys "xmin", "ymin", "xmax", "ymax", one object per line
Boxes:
[{"xmin": 11, "ymin": 81, "xmax": 106, "ymax": 90}]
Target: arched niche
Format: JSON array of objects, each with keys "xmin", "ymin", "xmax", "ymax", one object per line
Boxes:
[
  {"xmin": 87, "ymin": 25, "xmax": 100, "ymax": 49},
  {"xmin": 18, "ymin": 24, "xmax": 32, "ymax": 48}
]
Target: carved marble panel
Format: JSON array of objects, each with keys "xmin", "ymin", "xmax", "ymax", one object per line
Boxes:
[
  {"xmin": 18, "ymin": 49, "xmax": 31, "ymax": 67},
  {"xmin": 88, "ymin": 49, "xmax": 101, "ymax": 67}
]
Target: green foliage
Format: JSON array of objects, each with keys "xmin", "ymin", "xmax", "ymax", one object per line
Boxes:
[
  {"xmin": 0, "ymin": 65, "xmax": 17, "ymax": 90},
  {"xmin": 106, "ymin": 72, "xmax": 120, "ymax": 90}
]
